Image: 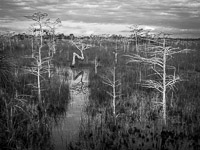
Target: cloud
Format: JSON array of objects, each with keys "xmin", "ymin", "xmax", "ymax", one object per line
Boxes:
[
  {"xmin": 0, "ymin": 0, "xmax": 200, "ymax": 37},
  {"xmin": 58, "ymin": 21, "xmax": 129, "ymax": 35},
  {"xmin": 0, "ymin": 16, "xmax": 17, "ymax": 23},
  {"xmin": 0, "ymin": 20, "xmax": 31, "ymax": 33},
  {"xmin": 22, "ymin": 6, "xmax": 35, "ymax": 10},
  {"xmin": 84, "ymin": 30, "xmax": 95, "ymax": 35},
  {"xmin": 36, "ymin": 5, "xmax": 60, "ymax": 12},
  {"xmin": 83, "ymin": 4, "xmax": 99, "ymax": 8}
]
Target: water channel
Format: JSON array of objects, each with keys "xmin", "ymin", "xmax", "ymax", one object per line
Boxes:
[{"xmin": 52, "ymin": 68, "xmax": 90, "ymax": 150}]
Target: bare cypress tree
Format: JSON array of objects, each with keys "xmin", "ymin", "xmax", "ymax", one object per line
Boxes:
[
  {"xmin": 102, "ymin": 50, "xmax": 121, "ymax": 124},
  {"xmin": 126, "ymin": 33, "xmax": 191, "ymax": 125},
  {"xmin": 94, "ymin": 55, "xmax": 100, "ymax": 74},
  {"xmin": 24, "ymin": 12, "xmax": 51, "ymax": 104},
  {"xmin": 45, "ymin": 18, "xmax": 61, "ymax": 78},
  {"xmin": 45, "ymin": 18, "xmax": 61, "ymax": 55},
  {"xmin": 70, "ymin": 40, "xmax": 92, "ymax": 66},
  {"xmin": 129, "ymin": 25, "xmax": 145, "ymax": 53},
  {"xmin": 28, "ymin": 25, "xmax": 37, "ymax": 58}
]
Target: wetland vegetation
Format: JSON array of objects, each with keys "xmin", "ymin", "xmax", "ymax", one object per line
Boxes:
[{"xmin": 0, "ymin": 12, "xmax": 200, "ymax": 150}]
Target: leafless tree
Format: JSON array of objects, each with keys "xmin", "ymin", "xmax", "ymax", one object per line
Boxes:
[
  {"xmin": 126, "ymin": 34, "xmax": 191, "ymax": 125},
  {"xmin": 24, "ymin": 12, "xmax": 51, "ymax": 104},
  {"xmin": 102, "ymin": 51, "xmax": 121, "ymax": 123},
  {"xmin": 70, "ymin": 41, "xmax": 92, "ymax": 66}
]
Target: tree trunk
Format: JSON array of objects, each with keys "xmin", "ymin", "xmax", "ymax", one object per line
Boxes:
[
  {"xmin": 95, "ymin": 56, "xmax": 98, "ymax": 74},
  {"xmin": 163, "ymin": 40, "xmax": 167, "ymax": 125},
  {"xmin": 113, "ymin": 65, "xmax": 116, "ymax": 119},
  {"xmin": 38, "ymin": 24, "xmax": 43, "ymax": 104}
]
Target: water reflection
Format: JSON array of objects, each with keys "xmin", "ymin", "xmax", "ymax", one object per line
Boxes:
[{"xmin": 52, "ymin": 67, "xmax": 90, "ymax": 150}]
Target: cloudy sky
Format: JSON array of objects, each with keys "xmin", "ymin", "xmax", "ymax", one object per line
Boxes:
[{"xmin": 0, "ymin": 0, "xmax": 200, "ymax": 38}]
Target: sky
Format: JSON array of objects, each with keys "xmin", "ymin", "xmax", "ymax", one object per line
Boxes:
[{"xmin": 0, "ymin": 0, "xmax": 200, "ymax": 38}]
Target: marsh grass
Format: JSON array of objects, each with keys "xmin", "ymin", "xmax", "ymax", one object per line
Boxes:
[
  {"xmin": 0, "ymin": 89, "xmax": 54, "ymax": 150},
  {"xmin": 0, "ymin": 44, "xmax": 71, "ymax": 149},
  {"xmin": 68, "ymin": 93, "xmax": 200, "ymax": 150},
  {"xmin": 67, "ymin": 58, "xmax": 200, "ymax": 149},
  {"xmin": 44, "ymin": 66, "xmax": 71, "ymax": 119},
  {"xmin": 1, "ymin": 31, "xmax": 200, "ymax": 150}
]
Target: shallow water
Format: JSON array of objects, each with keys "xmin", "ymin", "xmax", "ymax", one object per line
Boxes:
[{"xmin": 52, "ymin": 68, "xmax": 90, "ymax": 150}]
